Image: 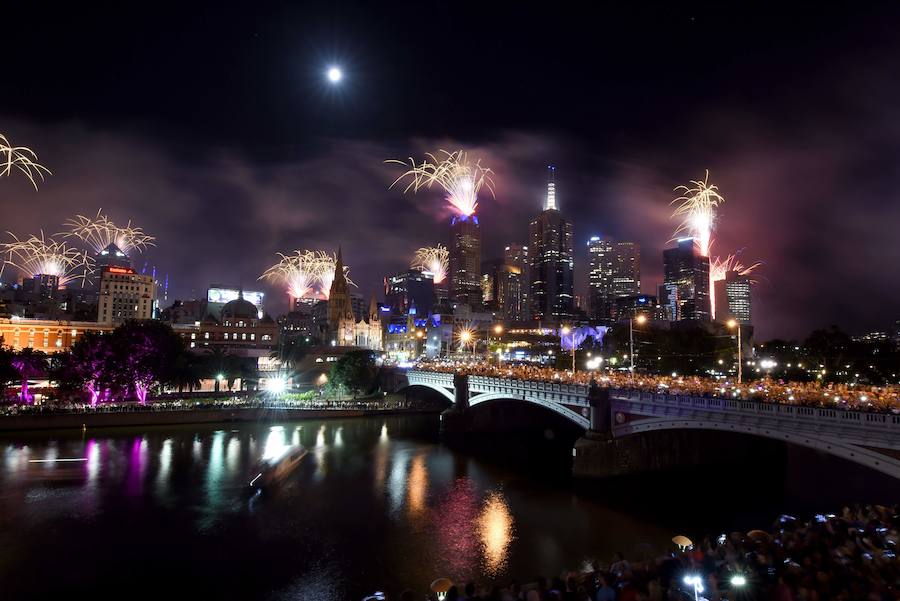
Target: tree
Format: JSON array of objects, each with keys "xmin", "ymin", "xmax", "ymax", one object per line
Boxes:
[
  {"xmin": 0, "ymin": 345, "xmax": 17, "ymax": 401},
  {"xmin": 170, "ymin": 352, "xmax": 202, "ymax": 393},
  {"xmin": 805, "ymin": 325, "xmax": 851, "ymax": 382},
  {"xmin": 202, "ymin": 347, "xmax": 243, "ymax": 392},
  {"xmin": 110, "ymin": 321, "xmax": 185, "ymax": 403},
  {"xmin": 11, "ymin": 348, "xmax": 47, "ymax": 404},
  {"xmin": 57, "ymin": 331, "xmax": 115, "ymax": 405},
  {"xmin": 328, "ymin": 350, "xmax": 377, "ymax": 396}
]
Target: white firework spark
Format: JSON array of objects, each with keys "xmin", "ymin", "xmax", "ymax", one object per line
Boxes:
[
  {"xmin": 0, "ymin": 133, "xmax": 51, "ymax": 189},
  {"xmin": 63, "ymin": 210, "xmax": 155, "ymax": 255},
  {"xmin": 388, "ymin": 149, "xmax": 495, "ymax": 217},
  {"xmin": 670, "ymin": 169, "xmax": 724, "ymax": 257},
  {"xmin": 259, "ymin": 250, "xmax": 320, "ymax": 299},
  {"xmin": 411, "ymin": 245, "xmax": 449, "ymax": 284},
  {"xmin": 1, "ymin": 231, "xmax": 94, "ymax": 287}
]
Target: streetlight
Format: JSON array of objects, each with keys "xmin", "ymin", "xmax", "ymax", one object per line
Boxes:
[
  {"xmin": 727, "ymin": 319, "xmax": 742, "ymax": 384},
  {"xmin": 630, "ymin": 314, "xmax": 647, "ymax": 384},
  {"xmin": 561, "ymin": 326, "xmax": 575, "ymax": 373},
  {"xmin": 489, "ymin": 324, "xmax": 503, "ymax": 363},
  {"xmin": 730, "ymin": 574, "xmax": 747, "ymax": 588},
  {"xmin": 683, "ymin": 575, "xmax": 704, "ymax": 601}
]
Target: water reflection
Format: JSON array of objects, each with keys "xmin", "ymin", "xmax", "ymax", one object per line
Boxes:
[
  {"xmin": 407, "ymin": 454, "xmax": 428, "ymax": 516},
  {"xmin": 478, "ymin": 491, "xmax": 514, "ymax": 575}
]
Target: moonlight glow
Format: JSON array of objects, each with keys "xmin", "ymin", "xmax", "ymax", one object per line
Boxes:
[{"xmin": 327, "ymin": 66, "xmax": 343, "ymax": 83}]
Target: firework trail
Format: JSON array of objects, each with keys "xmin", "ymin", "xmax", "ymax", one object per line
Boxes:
[
  {"xmin": 62, "ymin": 210, "xmax": 155, "ymax": 255},
  {"xmin": 710, "ymin": 253, "xmax": 761, "ymax": 283},
  {"xmin": 259, "ymin": 250, "xmax": 320, "ymax": 299},
  {"xmin": 312, "ymin": 250, "xmax": 354, "ymax": 299},
  {"xmin": 387, "ymin": 149, "xmax": 495, "ymax": 217},
  {"xmin": 1, "ymin": 231, "xmax": 94, "ymax": 287},
  {"xmin": 0, "ymin": 133, "xmax": 51, "ymax": 189},
  {"xmin": 411, "ymin": 245, "xmax": 449, "ymax": 284},
  {"xmin": 670, "ymin": 169, "xmax": 724, "ymax": 257}
]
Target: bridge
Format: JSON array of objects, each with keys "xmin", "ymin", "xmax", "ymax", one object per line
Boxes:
[{"xmin": 401, "ymin": 369, "xmax": 900, "ymax": 479}]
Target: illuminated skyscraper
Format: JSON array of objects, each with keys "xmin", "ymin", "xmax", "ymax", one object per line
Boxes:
[
  {"xmin": 504, "ymin": 243, "xmax": 530, "ymax": 320},
  {"xmin": 529, "ymin": 166, "xmax": 574, "ymax": 323},
  {"xmin": 714, "ymin": 270, "xmax": 752, "ymax": 324},
  {"xmin": 661, "ymin": 238, "xmax": 711, "ymax": 321},
  {"xmin": 587, "ymin": 236, "xmax": 640, "ymax": 321},
  {"xmin": 448, "ymin": 214, "xmax": 482, "ymax": 308}
]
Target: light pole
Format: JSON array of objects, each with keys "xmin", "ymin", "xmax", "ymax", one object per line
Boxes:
[
  {"xmin": 727, "ymin": 319, "xmax": 743, "ymax": 384},
  {"xmin": 630, "ymin": 314, "xmax": 647, "ymax": 384},
  {"xmin": 561, "ymin": 326, "xmax": 575, "ymax": 373},
  {"xmin": 683, "ymin": 575, "xmax": 704, "ymax": 601},
  {"xmin": 490, "ymin": 324, "xmax": 503, "ymax": 364}
]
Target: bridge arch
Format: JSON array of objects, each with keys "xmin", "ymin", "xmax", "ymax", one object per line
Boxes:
[
  {"xmin": 396, "ymin": 382, "xmax": 455, "ymax": 403},
  {"xmin": 468, "ymin": 392, "xmax": 591, "ymax": 430},
  {"xmin": 613, "ymin": 417, "xmax": 900, "ymax": 480}
]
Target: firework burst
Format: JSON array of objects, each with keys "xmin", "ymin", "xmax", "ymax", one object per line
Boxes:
[
  {"xmin": 388, "ymin": 149, "xmax": 495, "ymax": 217},
  {"xmin": 1, "ymin": 232, "xmax": 93, "ymax": 287},
  {"xmin": 0, "ymin": 133, "xmax": 51, "ymax": 189},
  {"xmin": 711, "ymin": 253, "xmax": 761, "ymax": 283},
  {"xmin": 411, "ymin": 245, "xmax": 449, "ymax": 284},
  {"xmin": 670, "ymin": 169, "xmax": 724, "ymax": 257},
  {"xmin": 259, "ymin": 250, "xmax": 320, "ymax": 299},
  {"xmin": 63, "ymin": 210, "xmax": 155, "ymax": 255}
]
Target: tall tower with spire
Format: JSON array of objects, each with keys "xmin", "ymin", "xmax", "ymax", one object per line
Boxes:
[
  {"xmin": 545, "ymin": 165, "xmax": 557, "ymax": 211},
  {"xmin": 327, "ymin": 247, "xmax": 356, "ymax": 345},
  {"xmin": 529, "ymin": 165, "xmax": 574, "ymax": 324}
]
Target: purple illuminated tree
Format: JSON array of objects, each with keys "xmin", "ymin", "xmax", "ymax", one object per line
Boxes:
[
  {"xmin": 62, "ymin": 331, "xmax": 114, "ymax": 406},
  {"xmin": 110, "ymin": 321, "xmax": 185, "ymax": 404},
  {"xmin": 11, "ymin": 348, "xmax": 47, "ymax": 404}
]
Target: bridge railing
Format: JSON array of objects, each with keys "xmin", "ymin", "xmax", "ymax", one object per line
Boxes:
[{"xmin": 611, "ymin": 388, "xmax": 900, "ymax": 432}]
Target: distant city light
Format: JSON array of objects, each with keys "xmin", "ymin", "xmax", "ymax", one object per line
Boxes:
[{"xmin": 327, "ymin": 66, "xmax": 343, "ymax": 83}]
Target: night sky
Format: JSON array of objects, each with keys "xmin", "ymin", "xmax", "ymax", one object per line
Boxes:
[{"xmin": 2, "ymin": 1, "xmax": 899, "ymax": 339}]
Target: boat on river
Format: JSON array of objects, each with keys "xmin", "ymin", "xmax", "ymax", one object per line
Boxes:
[{"xmin": 248, "ymin": 445, "xmax": 307, "ymax": 490}]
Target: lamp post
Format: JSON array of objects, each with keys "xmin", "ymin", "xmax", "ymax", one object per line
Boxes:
[
  {"xmin": 630, "ymin": 314, "xmax": 647, "ymax": 384},
  {"xmin": 491, "ymin": 324, "xmax": 503, "ymax": 364},
  {"xmin": 683, "ymin": 575, "xmax": 704, "ymax": 601},
  {"xmin": 727, "ymin": 319, "xmax": 743, "ymax": 384},
  {"xmin": 561, "ymin": 326, "xmax": 576, "ymax": 373}
]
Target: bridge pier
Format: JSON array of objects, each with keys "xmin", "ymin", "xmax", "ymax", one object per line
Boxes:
[{"xmin": 440, "ymin": 374, "xmax": 472, "ymax": 436}]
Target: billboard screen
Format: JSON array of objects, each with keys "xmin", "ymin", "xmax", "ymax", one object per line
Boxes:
[{"xmin": 207, "ymin": 288, "xmax": 265, "ymax": 307}]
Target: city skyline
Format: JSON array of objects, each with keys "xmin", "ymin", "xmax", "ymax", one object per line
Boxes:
[{"xmin": 2, "ymin": 3, "xmax": 900, "ymax": 339}]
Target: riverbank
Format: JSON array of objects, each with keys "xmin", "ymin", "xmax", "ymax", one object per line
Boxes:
[{"xmin": 0, "ymin": 405, "xmax": 440, "ymax": 432}]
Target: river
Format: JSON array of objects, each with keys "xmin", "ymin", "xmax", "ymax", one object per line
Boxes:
[{"xmin": 0, "ymin": 414, "xmax": 894, "ymax": 600}]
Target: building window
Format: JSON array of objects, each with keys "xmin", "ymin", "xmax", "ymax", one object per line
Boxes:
[{"xmin": 224, "ymin": 333, "xmax": 229, "ymax": 340}]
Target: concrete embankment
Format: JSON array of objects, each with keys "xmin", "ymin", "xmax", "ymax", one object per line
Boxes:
[{"xmin": 0, "ymin": 407, "xmax": 437, "ymax": 432}]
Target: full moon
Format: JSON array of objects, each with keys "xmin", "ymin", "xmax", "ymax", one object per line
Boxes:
[{"xmin": 326, "ymin": 66, "xmax": 343, "ymax": 83}]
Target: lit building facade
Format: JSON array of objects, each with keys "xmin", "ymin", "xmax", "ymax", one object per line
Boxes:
[
  {"xmin": 326, "ymin": 248, "xmax": 382, "ymax": 350},
  {"xmin": 448, "ymin": 214, "xmax": 482, "ymax": 308},
  {"xmin": 661, "ymin": 238, "xmax": 711, "ymax": 321},
  {"xmin": 0, "ymin": 317, "xmax": 114, "ymax": 353},
  {"xmin": 587, "ymin": 236, "xmax": 640, "ymax": 321},
  {"xmin": 97, "ymin": 266, "xmax": 156, "ymax": 325},
  {"xmin": 385, "ymin": 269, "xmax": 434, "ymax": 316},
  {"xmin": 173, "ymin": 296, "xmax": 279, "ymax": 354},
  {"xmin": 529, "ymin": 166, "xmax": 574, "ymax": 324},
  {"xmin": 714, "ymin": 270, "xmax": 752, "ymax": 324},
  {"xmin": 504, "ymin": 243, "xmax": 530, "ymax": 320}
]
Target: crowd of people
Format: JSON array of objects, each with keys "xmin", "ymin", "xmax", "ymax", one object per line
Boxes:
[
  {"xmin": 419, "ymin": 362, "xmax": 900, "ymax": 413},
  {"xmin": 386, "ymin": 505, "xmax": 900, "ymax": 600},
  {"xmin": 0, "ymin": 394, "xmax": 416, "ymax": 417}
]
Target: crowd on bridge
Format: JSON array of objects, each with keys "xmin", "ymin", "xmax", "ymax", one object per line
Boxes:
[
  {"xmin": 386, "ymin": 504, "xmax": 899, "ymax": 601},
  {"xmin": 417, "ymin": 362, "xmax": 900, "ymax": 412}
]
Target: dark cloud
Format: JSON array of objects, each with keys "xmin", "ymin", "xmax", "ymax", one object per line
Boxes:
[{"xmin": 1, "ymin": 109, "xmax": 898, "ymax": 340}]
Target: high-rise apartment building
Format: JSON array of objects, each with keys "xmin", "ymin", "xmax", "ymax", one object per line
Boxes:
[
  {"xmin": 504, "ymin": 243, "xmax": 530, "ymax": 320},
  {"xmin": 714, "ymin": 270, "xmax": 752, "ymax": 324},
  {"xmin": 661, "ymin": 238, "xmax": 711, "ymax": 321},
  {"xmin": 529, "ymin": 166, "xmax": 574, "ymax": 323},
  {"xmin": 587, "ymin": 236, "xmax": 640, "ymax": 321},
  {"xmin": 448, "ymin": 214, "xmax": 482, "ymax": 308},
  {"xmin": 385, "ymin": 269, "xmax": 435, "ymax": 315}
]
